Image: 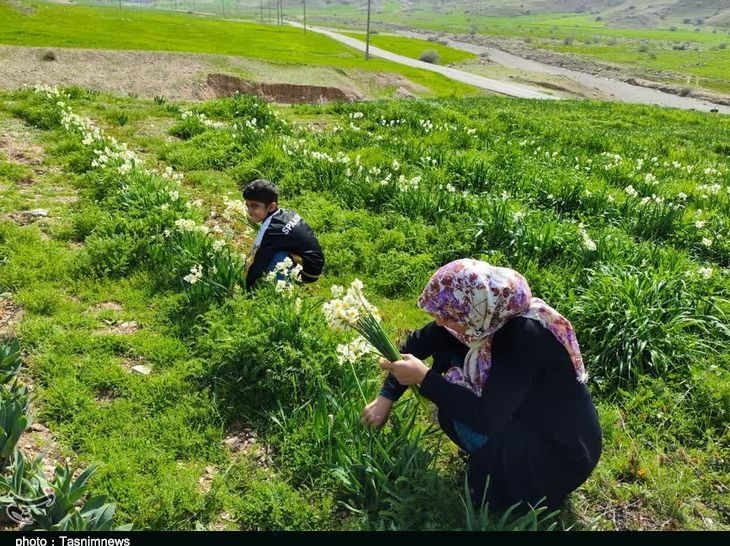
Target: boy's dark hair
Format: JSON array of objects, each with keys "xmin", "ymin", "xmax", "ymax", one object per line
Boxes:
[{"xmin": 243, "ymin": 179, "xmax": 279, "ymax": 205}]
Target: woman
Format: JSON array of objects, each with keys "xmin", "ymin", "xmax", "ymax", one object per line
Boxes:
[{"xmin": 362, "ymin": 259, "xmax": 602, "ymax": 511}]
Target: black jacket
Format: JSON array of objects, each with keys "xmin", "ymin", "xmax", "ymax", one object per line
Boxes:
[
  {"xmin": 245, "ymin": 208, "xmax": 324, "ymax": 289},
  {"xmin": 382, "ymin": 319, "xmax": 602, "ymax": 510}
]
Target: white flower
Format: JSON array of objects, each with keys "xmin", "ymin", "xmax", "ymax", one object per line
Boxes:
[
  {"xmin": 698, "ymin": 267, "xmax": 713, "ymax": 279},
  {"xmin": 695, "ymin": 220, "xmax": 706, "ymax": 229},
  {"xmin": 702, "ymin": 238, "xmax": 713, "ymax": 247},
  {"xmin": 579, "ymin": 226, "xmax": 597, "ymax": 251},
  {"xmin": 175, "ymin": 219, "xmax": 197, "ymax": 231},
  {"xmin": 336, "ymin": 336, "xmax": 373, "ymax": 366},
  {"xmin": 183, "ymin": 264, "xmax": 203, "ymax": 284},
  {"xmin": 644, "ymin": 173, "xmax": 657, "ymax": 185},
  {"xmin": 275, "ymin": 280, "xmax": 293, "ymax": 293},
  {"xmin": 677, "ymin": 192, "xmax": 687, "ymax": 201},
  {"xmin": 223, "ymin": 199, "xmax": 247, "ymax": 220},
  {"xmin": 212, "ymin": 239, "xmax": 226, "ymax": 251},
  {"xmin": 322, "ymin": 279, "xmax": 379, "ymax": 331},
  {"xmin": 624, "ymin": 185, "xmax": 638, "ymax": 198}
]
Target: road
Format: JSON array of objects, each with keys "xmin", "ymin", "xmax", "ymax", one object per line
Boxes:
[
  {"xmin": 394, "ymin": 30, "xmax": 730, "ymax": 114},
  {"xmin": 291, "ymin": 22, "xmax": 729, "ymax": 113},
  {"xmin": 288, "ymin": 22, "xmax": 556, "ymax": 101}
]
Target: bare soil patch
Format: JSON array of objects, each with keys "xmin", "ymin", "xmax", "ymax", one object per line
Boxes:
[
  {"xmin": 205, "ymin": 73, "xmax": 361, "ymax": 103},
  {"xmin": 98, "ymin": 320, "xmax": 139, "ymax": 335},
  {"xmin": 5, "ymin": 208, "xmax": 50, "ymax": 226},
  {"xmin": 0, "ymin": 124, "xmax": 45, "ymax": 167},
  {"xmin": 95, "ymin": 301, "xmax": 123, "ymax": 312},
  {"xmin": 120, "ymin": 355, "xmax": 149, "ymax": 376},
  {"xmin": 198, "ymin": 465, "xmax": 217, "ymax": 495},
  {"xmin": 0, "ymin": 45, "xmax": 420, "ymax": 102},
  {"xmin": 0, "ymin": 293, "xmax": 24, "ymax": 338},
  {"xmin": 17, "ymin": 420, "xmax": 66, "ymax": 482},
  {"xmin": 223, "ymin": 423, "xmax": 273, "ymax": 468}
]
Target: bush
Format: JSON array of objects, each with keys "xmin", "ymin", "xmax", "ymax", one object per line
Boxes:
[
  {"xmin": 419, "ymin": 50, "xmax": 440, "ymax": 64},
  {"xmin": 572, "ymin": 265, "xmax": 730, "ymax": 390},
  {"xmin": 41, "ymin": 50, "xmax": 56, "ymax": 62},
  {"xmin": 82, "ymin": 233, "xmax": 143, "ymax": 278},
  {"xmin": 197, "ymin": 289, "xmax": 342, "ymax": 414}
]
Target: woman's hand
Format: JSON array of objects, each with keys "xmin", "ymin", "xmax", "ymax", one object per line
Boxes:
[
  {"xmin": 379, "ymin": 354, "xmax": 429, "ymax": 386},
  {"xmin": 361, "ymin": 396, "xmax": 394, "ymax": 428}
]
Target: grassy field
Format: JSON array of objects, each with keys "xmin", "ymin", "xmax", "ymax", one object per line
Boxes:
[
  {"xmin": 341, "ymin": 31, "xmax": 477, "ymax": 65},
  {"xmin": 0, "ymin": 84, "xmax": 728, "ymax": 530},
  {"xmin": 0, "ymin": 2, "xmax": 478, "ymax": 97},
  {"xmin": 59, "ymin": 2, "xmax": 730, "ymax": 92},
  {"xmin": 305, "ymin": 8, "xmax": 730, "ymax": 94}
]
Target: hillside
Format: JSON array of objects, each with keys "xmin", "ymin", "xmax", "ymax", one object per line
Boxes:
[{"xmin": 1, "ymin": 85, "xmax": 729, "ymax": 530}]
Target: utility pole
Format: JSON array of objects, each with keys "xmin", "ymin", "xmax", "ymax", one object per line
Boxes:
[
  {"xmin": 303, "ymin": 0, "xmax": 306, "ymax": 33},
  {"xmin": 260, "ymin": 0, "xmax": 263, "ymax": 22},
  {"xmin": 365, "ymin": 0, "xmax": 372, "ymax": 59}
]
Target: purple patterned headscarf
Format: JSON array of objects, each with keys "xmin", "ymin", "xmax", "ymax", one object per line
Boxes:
[{"xmin": 418, "ymin": 259, "xmax": 587, "ymax": 396}]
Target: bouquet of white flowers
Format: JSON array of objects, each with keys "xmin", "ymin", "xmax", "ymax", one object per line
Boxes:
[{"xmin": 322, "ymin": 279, "xmax": 400, "ymax": 365}]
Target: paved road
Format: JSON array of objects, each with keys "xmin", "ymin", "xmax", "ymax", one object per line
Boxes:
[
  {"xmin": 394, "ymin": 30, "xmax": 730, "ymax": 114},
  {"xmin": 288, "ymin": 22, "xmax": 555, "ymax": 101}
]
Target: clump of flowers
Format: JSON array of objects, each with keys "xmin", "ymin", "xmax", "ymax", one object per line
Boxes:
[
  {"xmin": 183, "ymin": 264, "xmax": 203, "ymax": 284},
  {"xmin": 322, "ymin": 280, "xmax": 400, "ymax": 364},
  {"xmin": 264, "ymin": 257, "xmax": 303, "ymax": 293}
]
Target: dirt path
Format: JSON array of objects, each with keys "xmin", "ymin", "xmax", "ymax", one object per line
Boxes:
[
  {"xmin": 288, "ymin": 22, "xmax": 556, "ymax": 100},
  {"xmin": 393, "ymin": 30, "xmax": 730, "ymax": 114}
]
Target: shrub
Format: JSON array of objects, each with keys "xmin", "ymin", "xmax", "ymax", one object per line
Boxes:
[
  {"xmin": 197, "ymin": 288, "xmax": 341, "ymax": 414},
  {"xmin": 41, "ymin": 50, "xmax": 56, "ymax": 62},
  {"xmin": 419, "ymin": 50, "xmax": 441, "ymax": 64},
  {"xmin": 572, "ymin": 265, "xmax": 730, "ymax": 390}
]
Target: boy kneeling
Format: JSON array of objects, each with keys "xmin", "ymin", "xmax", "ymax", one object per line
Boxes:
[{"xmin": 243, "ymin": 179, "xmax": 325, "ymax": 289}]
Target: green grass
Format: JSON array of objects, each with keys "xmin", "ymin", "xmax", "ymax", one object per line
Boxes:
[
  {"xmin": 306, "ymin": 9, "xmax": 730, "ymax": 93},
  {"xmin": 0, "ymin": 2, "xmax": 478, "ymax": 97},
  {"xmin": 341, "ymin": 31, "xmax": 477, "ymax": 65},
  {"xmin": 1, "ymin": 83, "xmax": 729, "ymax": 530}
]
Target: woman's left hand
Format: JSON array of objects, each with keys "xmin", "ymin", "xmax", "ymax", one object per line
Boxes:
[{"xmin": 379, "ymin": 354, "xmax": 429, "ymax": 386}]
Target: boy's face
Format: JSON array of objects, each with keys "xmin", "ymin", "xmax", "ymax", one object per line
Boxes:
[{"xmin": 245, "ymin": 199, "xmax": 277, "ymax": 223}]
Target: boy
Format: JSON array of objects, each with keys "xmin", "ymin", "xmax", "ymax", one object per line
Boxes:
[{"xmin": 243, "ymin": 179, "xmax": 325, "ymax": 289}]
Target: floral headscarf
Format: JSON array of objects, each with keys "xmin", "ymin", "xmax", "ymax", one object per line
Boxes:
[{"xmin": 418, "ymin": 259, "xmax": 587, "ymax": 396}]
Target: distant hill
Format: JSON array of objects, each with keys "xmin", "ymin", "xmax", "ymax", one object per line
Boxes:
[
  {"xmin": 52, "ymin": 0, "xmax": 730, "ymax": 28},
  {"xmin": 289, "ymin": 0, "xmax": 730, "ymax": 28}
]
